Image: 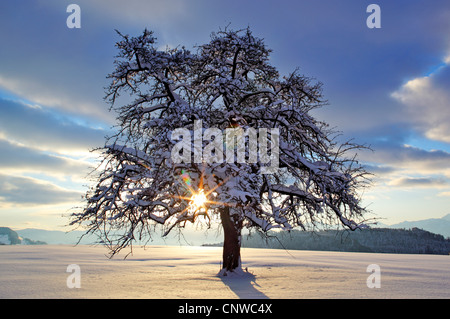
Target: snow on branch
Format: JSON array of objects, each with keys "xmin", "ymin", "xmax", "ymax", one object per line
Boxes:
[{"xmin": 71, "ymin": 27, "xmax": 372, "ymax": 257}]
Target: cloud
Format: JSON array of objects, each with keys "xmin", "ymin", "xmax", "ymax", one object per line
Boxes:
[
  {"xmin": 0, "ymin": 173, "xmax": 83, "ymax": 206},
  {"xmin": 362, "ymin": 164, "xmax": 396, "ymax": 176},
  {"xmin": 445, "ymin": 54, "xmax": 450, "ymax": 65},
  {"xmin": 0, "ymin": 74, "xmax": 114, "ymax": 126},
  {"xmin": 357, "ymin": 137, "xmax": 450, "ymax": 192},
  {"xmin": 360, "ymin": 140, "xmax": 450, "ymax": 176},
  {"xmin": 0, "ymin": 0, "xmax": 192, "ymax": 126},
  {"xmin": 391, "ymin": 59, "xmax": 450, "ymax": 143},
  {"xmin": 0, "ymin": 98, "xmax": 107, "ymax": 154},
  {"xmin": 0, "ymin": 1, "xmax": 117, "ymax": 124},
  {"xmin": 0, "ymin": 138, "xmax": 93, "ymax": 180},
  {"xmin": 388, "ymin": 177, "xmax": 448, "ymax": 188}
]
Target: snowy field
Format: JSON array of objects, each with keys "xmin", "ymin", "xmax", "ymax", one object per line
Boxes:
[{"xmin": 0, "ymin": 245, "xmax": 448, "ymax": 299}]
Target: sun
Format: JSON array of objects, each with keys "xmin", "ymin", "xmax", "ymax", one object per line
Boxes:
[
  {"xmin": 172, "ymin": 167, "xmax": 233, "ymax": 222},
  {"xmin": 189, "ymin": 189, "xmax": 207, "ymax": 213}
]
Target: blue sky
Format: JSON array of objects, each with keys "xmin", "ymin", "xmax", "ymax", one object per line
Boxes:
[{"xmin": 1, "ymin": 0, "xmax": 450, "ymax": 230}]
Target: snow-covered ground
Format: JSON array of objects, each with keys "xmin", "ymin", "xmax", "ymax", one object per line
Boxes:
[{"xmin": 0, "ymin": 245, "xmax": 448, "ymax": 299}]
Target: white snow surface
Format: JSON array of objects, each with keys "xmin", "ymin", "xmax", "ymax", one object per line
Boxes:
[{"xmin": 0, "ymin": 245, "xmax": 448, "ymax": 299}]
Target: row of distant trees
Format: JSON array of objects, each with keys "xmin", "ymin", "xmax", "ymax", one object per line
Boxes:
[{"xmin": 237, "ymin": 228, "xmax": 450, "ymax": 255}]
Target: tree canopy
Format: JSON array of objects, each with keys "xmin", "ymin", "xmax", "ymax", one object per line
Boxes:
[{"xmin": 70, "ymin": 27, "xmax": 372, "ymax": 269}]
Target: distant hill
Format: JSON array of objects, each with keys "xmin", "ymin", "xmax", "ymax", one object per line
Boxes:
[
  {"xmin": 0, "ymin": 227, "xmax": 21, "ymax": 245},
  {"xmin": 386, "ymin": 213, "xmax": 450, "ymax": 238},
  {"xmin": 0, "ymin": 227, "xmax": 46, "ymax": 245}
]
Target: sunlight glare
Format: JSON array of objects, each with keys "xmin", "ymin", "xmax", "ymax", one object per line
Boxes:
[{"xmin": 190, "ymin": 189, "xmax": 207, "ymax": 212}]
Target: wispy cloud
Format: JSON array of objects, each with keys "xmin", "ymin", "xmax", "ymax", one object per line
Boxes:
[
  {"xmin": 437, "ymin": 191, "xmax": 450, "ymax": 197},
  {"xmin": 0, "ymin": 173, "xmax": 83, "ymax": 206},
  {"xmin": 0, "ymin": 75, "xmax": 114, "ymax": 125},
  {"xmin": 0, "ymin": 139, "xmax": 93, "ymax": 180},
  {"xmin": 388, "ymin": 177, "xmax": 448, "ymax": 188},
  {"xmin": 0, "ymin": 98, "xmax": 107, "ymax": 154},
  {"xmin": 361, "ymin": 141, "xmax": 450, "ymax": 177},
  {"xmin": 391, "ymin": 58, "xmax": 450, "ymax": 143}
]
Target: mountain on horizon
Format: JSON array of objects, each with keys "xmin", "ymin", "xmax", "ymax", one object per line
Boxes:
[
  {"xmin": 0, "ymin": 227, "xmax": 47, "ymax": 245},
  {"xmin": 386, "ymin": 213, "xmax": 450, "ymax": 238}
]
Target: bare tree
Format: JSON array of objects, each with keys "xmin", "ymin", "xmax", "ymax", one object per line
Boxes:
[{"xmin": 70, "ymin": 27, "xmax": 372, "ymax": 275}]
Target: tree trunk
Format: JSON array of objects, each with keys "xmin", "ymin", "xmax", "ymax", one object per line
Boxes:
[{"xmin": 220, "ymin": 206, "xmax": 243, "ymax": 273}]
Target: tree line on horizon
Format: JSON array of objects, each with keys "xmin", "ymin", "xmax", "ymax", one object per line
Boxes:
[{"xmin": 204, "ymin": 227, "xmax": 450, "ymax": 255}]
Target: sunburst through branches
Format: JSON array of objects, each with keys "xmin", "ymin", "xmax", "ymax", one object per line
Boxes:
[{"xmin": 172, "ymin": 168, "xmax": 232, "ymax": 224}]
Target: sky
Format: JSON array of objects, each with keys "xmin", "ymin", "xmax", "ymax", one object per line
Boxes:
[{"xmin": 0, "ymin": 0, "xmax": 450, "ymax": 230}]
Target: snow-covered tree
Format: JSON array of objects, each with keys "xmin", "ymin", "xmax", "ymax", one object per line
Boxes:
[{"xmin": 70, "ymin": 27, "xmax": 371, "ymax": 274}]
